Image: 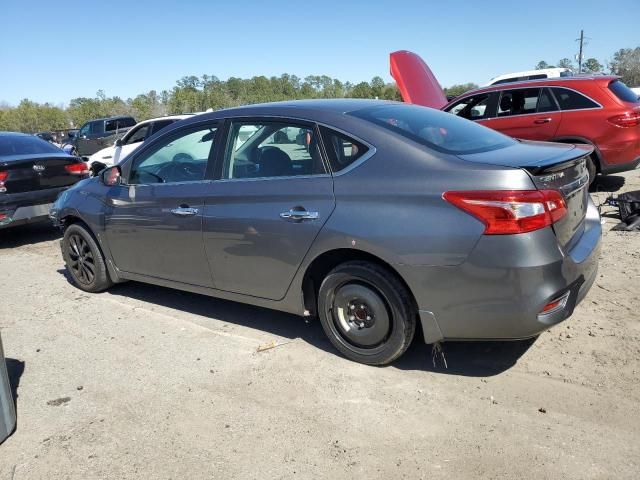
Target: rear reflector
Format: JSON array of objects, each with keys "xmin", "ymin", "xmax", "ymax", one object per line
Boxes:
[
  {"xmin": 64, "ymin": 163, "xmax": 89, "ymax": 175},
  {"xmin": 540, "ymin": 291, "xmax": 571, "ymax": 315},
  {"xmin": 608, "ymin": 110, "xmax": 640, "ymax": 128},
  {"xmin": 443, "ymin": 190, "xmax": 567, "ymax": 235}
]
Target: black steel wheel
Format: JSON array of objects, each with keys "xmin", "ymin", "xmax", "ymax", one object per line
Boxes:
[
  {"xmin": 62, "ymin": 223, "xmax": 113, "ymax": 293},
  {"xmin": 318, "ymin": 261, "xmax": 416, "ymax": 365}
]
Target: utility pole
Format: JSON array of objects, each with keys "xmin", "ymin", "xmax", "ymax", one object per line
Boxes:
[{"xmin": 577, "ymin": 30, "xmax": 584, "ymax": 73}]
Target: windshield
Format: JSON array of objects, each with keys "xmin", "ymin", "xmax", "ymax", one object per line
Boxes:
[
  {"xmin": 0, "ymin": 135, "xmax": 63, "ymax": 157},
  {"xmin": 350, "ymin": 104, "xmax": 515, "ymax": 154}
]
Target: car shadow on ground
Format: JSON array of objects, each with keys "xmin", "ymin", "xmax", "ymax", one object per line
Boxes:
[
  {"xmin": 5, "ymin": 358, "xmax": 24, "ymax": 417},
  {"xmin": 589, "ymin": 175, "xmax": 626, "ymax": 193},
  {"xmin": 394, "ymin": 334, "xmax": 536, "ymax": 376},
  {"xmin": 0, "ymin": 223, "xmax": 60, "ymax": 249},
  {"xmin": 65, "ymin": 276, "xmax": 534, "ymax": 377}
]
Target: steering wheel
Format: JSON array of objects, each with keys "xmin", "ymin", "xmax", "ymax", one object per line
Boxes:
[{"xmin": 156, "ymin": 153, "xmax": 202, "ymax": 182}]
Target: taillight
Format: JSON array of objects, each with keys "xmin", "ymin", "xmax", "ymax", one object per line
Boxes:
[
  {"xmin": 443, "ymin": 190, "xmax": 567, "ymax": 235},
  {"xmin": 64, "ymin": 163, "xmax": 89, "ymax": 175},
  {"xmin": 608, "ymin": 110, "xmax": 640, "ymax": 128},
  {"xmin": 0, "ymin": 171, "xmax": 7, "ymax": 193}
]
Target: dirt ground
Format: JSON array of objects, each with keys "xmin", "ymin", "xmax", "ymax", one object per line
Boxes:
[{"xmin": 0, "ymin": 170, "xmax": 638, "ymax": 480}]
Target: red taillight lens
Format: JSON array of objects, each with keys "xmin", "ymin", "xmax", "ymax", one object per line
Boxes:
[
  {"xmin": 608, "ymin": 110, "xmax": 640, "ymax": 128},
  {"xmin": 0, "ymin": 171, "xmax": 7, "ymax": 193},
  {"xmin": 64, "ymin": 163, "xmax": 89, "ymax": 175},
  {"xmin": 443, "ymin": 190, "xmax": 567, "ymax": 235}
]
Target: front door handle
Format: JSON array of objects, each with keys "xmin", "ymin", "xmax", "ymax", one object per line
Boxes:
[
  {"xmin": 280, "ymin": 209, "xmax": 319, "ymax": 221},
  {"xmin": 534, "ymin": 118, "xmax": 552, "ymax": 124},
  {"xmin": 171, "ymin": 207, "xmax": 199, "ymax": 217}
]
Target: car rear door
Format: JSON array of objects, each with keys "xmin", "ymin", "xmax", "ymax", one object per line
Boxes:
[
  {"xmin": 483, "ymin": 87, "xmax": 562, "ymax": 140},
  {"xmin": 202, "ymin": 118, "xmax": 335, "ymax": 300},
  {"xmin": 104, "ymin": 122, "xmax": 220, "ymax": 287}
]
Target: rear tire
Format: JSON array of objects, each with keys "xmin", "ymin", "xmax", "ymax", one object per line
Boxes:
[
  {"xmin": 317, "ymin": 261, "xmax": 416, "ymax": 365},
  {"xmin": 586, "ymin": 154, "xmax": 597, "ymax": 186},
  {"xmin": 62, "ymin": 223, "xmax": 113, "ymax": 293}
]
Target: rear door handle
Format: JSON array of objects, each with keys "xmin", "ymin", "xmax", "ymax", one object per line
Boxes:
[
  {"xmin": 280, "ymin": 209, "xmax": 319, "ymax": 221},
  {"xmin": 171, "ymin": 207, "xmax": 199, "ymax": 217},
  {"xmin": 534, "ymin": 118, "xmax": 552, "ymax": 124}
]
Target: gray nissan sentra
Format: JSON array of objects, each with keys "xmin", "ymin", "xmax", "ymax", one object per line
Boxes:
[{"xmin": 50, "ymin": 99, "xmax": 601, "ymax": 365}]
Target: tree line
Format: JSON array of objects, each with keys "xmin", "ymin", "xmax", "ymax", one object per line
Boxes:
[
  {"xmin": 535, "ymin": 46, "xmax": 640, "ymax": 84},
  {"xmin": 0, "ymin": 75, "xmax": 404, "ymax": 133},
  {"xmin": 1, "ymin": 46, "xmax": 638, "ymax": 134}
]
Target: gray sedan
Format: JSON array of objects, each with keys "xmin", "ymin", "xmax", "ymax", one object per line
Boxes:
[{"xmin": 50, "ymin": 99, "xmax": 600, "ymax": 365}]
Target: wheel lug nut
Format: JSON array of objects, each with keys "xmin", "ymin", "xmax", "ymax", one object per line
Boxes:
[
  {"xmin": 350, "ymin": 305, "xmax": 355, "ymax": 310},
  {"xmin": 366, "ymin": 316, "xmax": 371, "ymax": 321},
  {"xmin": 349, "ymin": 315, "xmax": 355, "ymax": 321}
]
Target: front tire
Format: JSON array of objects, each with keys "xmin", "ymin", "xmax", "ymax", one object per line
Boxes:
[
  {"xmin": 317, "ymin": 261, "xmax": 416, "ymax": 365},
  {"xmin": 62, "ymin": 223, "xmax": 113, "ymax": 293}
]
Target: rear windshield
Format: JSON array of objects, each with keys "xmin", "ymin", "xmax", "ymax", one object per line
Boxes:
[
  {"xmin": 609, "ymin": 80, "xmax": 639, "ymax": 103},
  {"xmin": 0, "ymin": 135, "xmax": 62, "ymax": 157},
  {"xmin": 349, "ymin": 104, "xmax": 515, "ymax": 154}
]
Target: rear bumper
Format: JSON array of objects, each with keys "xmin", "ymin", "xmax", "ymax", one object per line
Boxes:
[
  {"xmin": 600, "ymin": 155, "xmax": 640, "ymax": 175},
  {"xmin": 0, "ymin": 186, "xmax": 69, "ymax": 229},
  {"xmin": 400, "ymin": 197, "xmax": 601, "ymax": 343}
]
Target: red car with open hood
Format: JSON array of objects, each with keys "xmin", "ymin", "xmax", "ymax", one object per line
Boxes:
[{"xmin": 390, "ymin": 50, "xmax": 640, "ymax": 183}]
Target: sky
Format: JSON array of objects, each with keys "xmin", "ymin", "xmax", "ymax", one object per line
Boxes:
[{"xmin": 1, "ymin": 0, "xmax": 638, "ymax": 106}]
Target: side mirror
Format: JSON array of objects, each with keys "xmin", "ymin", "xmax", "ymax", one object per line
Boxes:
[
  {"xmin": 100, "ymin": 165, "xmax": 122, "ymax": 186},
  {"xmin": 114, "ymin": 138, "xmax": 123, "ymax": 147}
]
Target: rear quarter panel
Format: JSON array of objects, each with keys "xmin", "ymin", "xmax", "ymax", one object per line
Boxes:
[{"xmin": 304, "ymin": 132, "xmax": 536, "ymax": 268}]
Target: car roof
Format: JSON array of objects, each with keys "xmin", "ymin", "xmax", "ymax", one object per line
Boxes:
[
  {"xmin": 0, "ymin": 131, "xmax": 34, "ymax": 138},
  {"xmin": 133, "ymin": 114, "xmax": 194, "ymax": 126},
  {"xmin": 452, "ymin": 75, "xmax": 619, "ymax": 99},
  {"xmin": 188, "ymin": 99, "xmax": 402, "ymax": 122},
  {"xmin": 88, "ymin": 115, "xmax": 136, "ymax": 122}
]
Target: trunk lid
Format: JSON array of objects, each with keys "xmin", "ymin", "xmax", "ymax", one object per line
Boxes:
[
  {"xmin": 390, "ymin": 50, "xmax": 448, "ymax": 109},
  {"xmin": 457, "ymin": 140, "xmax": 593, "ymax": 249},
  {"xmin": 0, "ymin": 153, "xmax": 86, "ymax": 194}
]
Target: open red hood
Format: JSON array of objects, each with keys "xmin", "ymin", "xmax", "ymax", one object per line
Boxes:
[{"xmin": 390, "ymin": 50, "xmax": 448, "ymax": 109}]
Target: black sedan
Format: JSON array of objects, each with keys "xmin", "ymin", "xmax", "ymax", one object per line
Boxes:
[{"xmin": 0, "ymin": 132, "xmax": 89, "ymax": 229}]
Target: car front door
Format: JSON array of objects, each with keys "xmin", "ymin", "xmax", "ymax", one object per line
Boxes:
[
  {"xmin": 104, "ymin": 122, "xmax": 220, "ymax": 287},
  {"xmin": 482, "ymin": 87, "xmax": 562, "ymax": 140},
  {"xmin": 202, "ymin": 119, "xmax": 335, "ymax": 300},
  {"xmin": 75, "ymin": 122, "xmax": 96, "ymax": 156}
]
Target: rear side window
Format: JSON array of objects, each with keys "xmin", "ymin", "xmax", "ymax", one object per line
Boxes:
[
  {"xmin": 537, "ymin": 88, "xmax": 558, "ymax": 112},
  {"xmin": 0, "ymin": 135, "xmax": 62, "ymax": 156},
  {"xmin": 319, "ymin": 127, "xmax": 368, "ymax": 172},
  {"xmin": 105, "ymin": 117, "xmax": 136, "ymax": 132},
  {"xmin": 608, "ymin": 80, "xmax": 639, "ymax": 103},
  {"xmin": 350, "ymin": 104, "xmax": 515, "ymax": 155},
  {"xmin": 551, "ymin": 88, "xmax": 600, "ymax": 110}
]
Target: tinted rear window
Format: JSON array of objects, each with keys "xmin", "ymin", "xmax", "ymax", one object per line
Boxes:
[
  {"xmin": 105, "ymin": 117, "xmax": 136, "ymax": 132},
  {"xmin": 350, "ymin": 104, "xmax": 515, "ymax": 154},
  {"xmin": 0, "ymin": 135, "xmax": 62, "ymax": 156},
  {"xmin": 608, "ymin": 80, "xmax": 639, "ymax": 103},
  {"xmin": 551, "ymin": 88, "xmax": 600, "ymax": 110}
]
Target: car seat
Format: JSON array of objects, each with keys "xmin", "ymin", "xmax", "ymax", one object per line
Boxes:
[{"xmin": 259, "ymin": 148, "xmax": 292, "ymax": 177}]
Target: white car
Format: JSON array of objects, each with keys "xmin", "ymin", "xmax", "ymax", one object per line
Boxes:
[
  {"xmin": 87, "ymin": 115, "xmax": 193, "ymax": 175},
  {"xmin": 483, "ymin": 67, "xmax": 573, "ymax": 86}
]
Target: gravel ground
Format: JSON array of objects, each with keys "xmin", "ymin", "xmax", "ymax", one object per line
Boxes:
[{"xmin": 0, "ymin": 169, "xmax": 638, "ymax": 479}]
